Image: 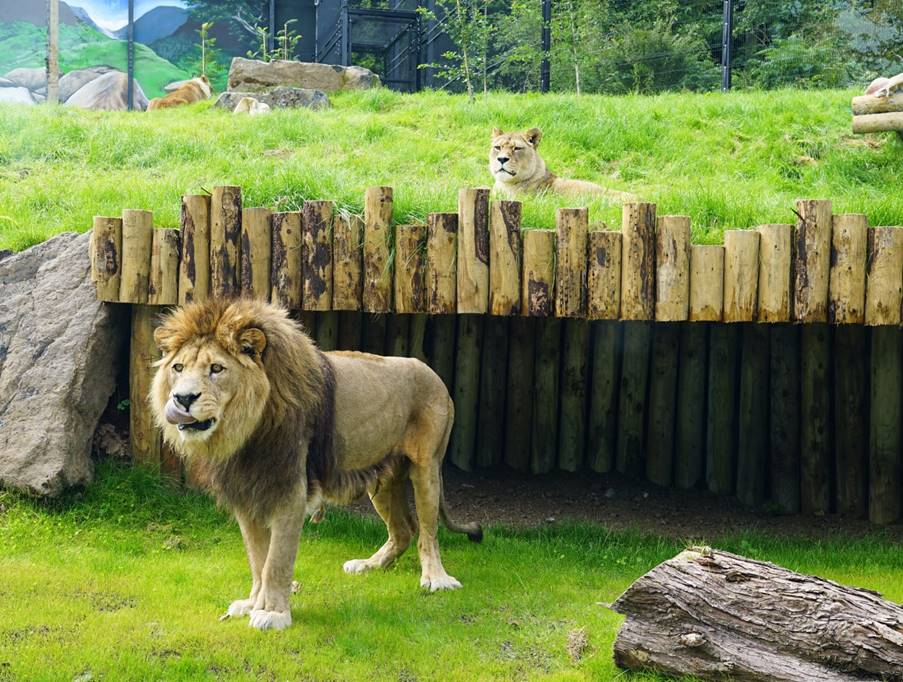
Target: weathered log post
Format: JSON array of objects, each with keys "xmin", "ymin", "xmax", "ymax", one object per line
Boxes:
[
  {"xmin": 210, "ymin": 185, "xmax": 242, "ymax": 299},
  {"xmin": 333, "ymin": 212, "xmax": 364, "ymax": 350},
  {"xmin": 769, "ymin": 324, "xmax": 801, "ymax": 514},
  {"xmin": 620, "ymin": 203, "xmax": 656, "ymax": 320},
  {"xmin": 756, "ymin": 223, "xmax": 792, "ymax": 322},
  {"xmin": 736, "ymin": 323, "xmax": 769, "ymax": 507},
  {"xmin": 688, "ymin": 245, "xmax": 723, "ymax": 322},
  {"xmin": 706, "ymin": 324, "xmax": 739, "ymax": 496},
  {"xmin": 489, "ymin": 200, "xmax": 522, "ymax": 315},
  {"xmin": 303, "ymin": 201, "xmax": 336, "ymax": 349},
  {"xmin": 869, "ymin": 326, "xmax": 902, "ymax": 525},
  {"xmin": 476, "ymin": 315, "xmax": 508, "ymax": 469},
  {"xmin": 119, "ymin": 209, "xmax": 154, "ymax": 304},
  {"xmin": 587, "ymin": 228, "xmax": 621, "ymax": 320},
  {"xmin": 130, "ymin": 305, "xmax": 161, "ymax": 468},
  {"xmin": 270, "ymin": 211, "xmax": 302, "ymax": 310},
  {"xmin": 503, "ymin": 315, "xmax": 535, "ymax": 473},
  {"xmin": 654, "ymin": 215, "xmax": 690, "ymax": 321},
  {"xmin": 865, "ymin": 226, "xmax": 903, "ymax": 326},
  {"xmin": 178, "ymin": 195, "xmax": 211, "ymax": 305},
  {"xmin": 363, "ymin": 186, "xmax": 393, "ymax": 313},
  {"xmin": 612, "ymin": 547, "xmax": 903, "ymax": 681},
  {"xmin": 829, "ymin": 214, "xmax": 867, "ymax": 324},
  {"xmin": 147, "ymin": 229, "xmax": 180, "ymax": 306},
  {"xmin": 394, "ymin": 224, "xmax": 426, "ymax": 315},
  {"xmin": 674, "ymin": 323, "xmax": 706, "ymax": 488},
  {"xmin": 91, "ymin": 216, "xmax": 122, "ymax": 302},
  {"xmin": 240, "ymin": 207, "xmax": 272, "ymax": 301},
  {"xmin": 457, "ymin": 188, "xmax": 490, "ymax": 314},
  {"xmin": 723, "ymin": 230, "xmax": 759, "ymax": 322},
  {"xmin": 801, "ymin": 323, "xmax": 832, "ymax": 516},
  {"xmin": 793, "ymin": 199, "xmax": 832, "ymax": 322}
]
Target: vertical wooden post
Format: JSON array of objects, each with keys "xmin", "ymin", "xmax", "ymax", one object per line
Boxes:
[
  {"xmin": 363, "ymin": 186, "xmax": 393, "ymax": 312},
  {"xmin": 46, "ymin": 0, "xmax": 59, "ymax": 104},
  {"xmin": 689, "ymin": 245, "xmax": 724, "ymax": 321},
  {"xmin": 210, "ymin": 185, "xmax": 242, "ymax": 299},
  {"xmin": 147, "ymin": 229, "xmax": 180, "ymax": 306},
  {"xmin": 270, "ymin": 212, "xmax": 302, "ymax": 309},
  {"xmin": 240, "ymin": 207, "xmax": 272, "ymax": 301},
  {"xmin": 616, "ymin": 321, "xmax": 652, "ymax": 477},
  {"xmin": 829, "ymin": 214, "xmax": 867, "ymax": 324},
  {"xmin": 531, "ymin": 317, "xmax": 562, "ymax": 474},
  {"xmin": 723, "ymin": 230, "xmax": 760, "ymax": 322},
  {"xmin": 450, "ymin": 314, "xmax": 481, "ymax": 471},
  {"xmin": 800, "ymin": 324, "xmax": 832, "ymax": 515},
  {"xmin": 834, "ymin": 326, "xmax": 869, "ymax": 518},
  {"xmin": 91, "ymin": 216, "xmax": 122, "ymax": 302},
  {"xmin": 869, "ymin": 327, "xmax": 902, "ymax": 524},
  {"xmin": 504, "ymin": 316, "xmax": 536, "ymax": 472},
  {"xmin": 558, "ymin": 318, "xmax": 589, "ymax": 472},
  {"xmin": 522, "ymin": 230, "xmax": 556, "ymax": 316},
  {"xmin": 394, "ymin": 224, "xmax": 427, "ymax": 314},
  {"xmin": 489, "ymin": 200, "xmax": 522, "ymax": 315},
  {"xmin": 179, "ymin": 195, "xmax": 211, "ymax": 305},
  {"xmin": 620, "ymin": 203, "xmax": 657, "ymax": 320},
  {"xmin": 476, "ymin": 316, "xmax": 509, "ymax": 468},
  {"xmin": 674, "ymin": 323, "xmax": 707, "ymax": 488},
  {"xmin": 587, "ymin": 321, "xmax": 621, "ymax": 473},
  {"xmin": 315, "ymin": 313, "xmax": 338, "ymax": 351},
  {"xmin": 302, "ymin": 200, "xmax": 334, "ymax": 311},
  {"xmin": 119, "ymin": 209, "xmax": 154, "ymax": 303},
  {"xmin": 793, "ymin": 199, "xmax": 832, "ymax": 322},
  {"xmin": 655, "ymin": 215, "xmax": 690, "ymax": 321},
  {"xmin": 457, "ymin": 188, "xmax": 490, "ymax": 313},
  {"xmin": 865, "ymin": 227, "xmax": 903, "ymax": 326},
  {"xmin": 362, "ymin": 314, "xmax": 387, "ymax": 355},
  {"xmin": 408, "ymin": 314, "xmax": 428, "ymax": 362},
  {"xmin": 706, "ymin": 324, "xmax": 739, "ymax": 495},
  {"xmin": 427, "ymin": 315, "xmax": 456, "ymax": 393},
  {"xmin": 736, "ymin": 324, "xmax": 770, "ymax": 507},
  {"xmin": 757, "ymin": 224, "xmax": 792, "ymax": 322},
  {"xmin": 555, "ymin": 207, "xmax": 588, "ymax": 317},
  {"xmin": 337, "ymin": 311, "xmax": 363, "ymax": 350},
  {"xmin": 645, "ymin": 323, "xmax": 680, "ymax": 486},
  {"xmin": 130, "ymin": 305, "xmax": 161, "ymax": 467},
  {"xmin": 587, "ymin": 229, "xmax": 621, "ymax": 319},
  {"xmin": 385, "ymin": 314, "xmax": 409, "ymax": 357},
  {"xmin": 769, "ymin": 324, "xmax": 801, "ymax": 514},
  {"xmin": 333, "ymin": 213, "xmax": 364, "ymax": 310},
  {"xmin": 426, "ymin": 212, "xmax": 458, "ymax": 314}
]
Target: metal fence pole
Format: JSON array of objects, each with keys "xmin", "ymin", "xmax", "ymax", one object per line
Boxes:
[
  {"xmin": 540, "ymin": 0, "xmax": 551, "ymax": 92},
  {"xmin": 721, "ymin": 0, "xmax": 733, "ymax": 92},
  {"xmin": 127, "ymin": 0, "xmax": 134, "ymax": 110}
]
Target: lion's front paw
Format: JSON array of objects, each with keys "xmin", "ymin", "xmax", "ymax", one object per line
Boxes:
[
  {"xmin": 249, "ymin": 609, "xmax": 292, "ymax": 631},
  {"xmin": 343, "ymin": 559, "xmax": 375, "ymax": 575},
  {"xmin": 420, "ymin": 573, "xmax": 463, "ymax": 593}
]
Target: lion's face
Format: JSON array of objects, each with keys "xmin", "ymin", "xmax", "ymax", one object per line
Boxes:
[
  {"xmin": 150, "ymin": 304, "xmax": 270, "ymax": 460},
  {"xmin": 489, "ymin": 128, "xmax": 543, "ymax": 185}
]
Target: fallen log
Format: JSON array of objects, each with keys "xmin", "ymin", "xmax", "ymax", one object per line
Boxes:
[
  {"xmin": 852, "ymin": 112, "xmax": 903, "ymax": 134},
  {"xmin": 612, "ymin": 547, "xmax": 903, "ymax": 681}
]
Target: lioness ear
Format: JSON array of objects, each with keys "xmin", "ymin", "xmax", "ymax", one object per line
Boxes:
[
  {"xmin": 492, "ymin": 127, "xmax": 503, "ymax": 138},
  {"xmin": 525, "ymin": 128, "xmax": 542, "ymax": 147},
  {"xmin": 239, "ymin": 328, "xmax": 267, "ymax": 357}
]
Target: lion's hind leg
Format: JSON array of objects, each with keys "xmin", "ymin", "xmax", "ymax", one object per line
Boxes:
[{"xmin": 343, "ymin": 461, "xmax": 415, "ymax": 575}]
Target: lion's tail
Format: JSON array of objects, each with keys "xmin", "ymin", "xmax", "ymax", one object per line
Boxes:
[{"xmin": 439, "ymin": 477, "xmax": 483, "ymax": 543}]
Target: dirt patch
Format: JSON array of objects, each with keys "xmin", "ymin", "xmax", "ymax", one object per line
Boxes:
[{"xmin": 349, "ymin": 467, "xmax": 903, "ymax": 540}]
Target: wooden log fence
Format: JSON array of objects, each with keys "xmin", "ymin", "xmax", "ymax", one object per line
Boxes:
[{"xmin": 90, "ymin": 187, "xmax": 903, "ymax": 524}]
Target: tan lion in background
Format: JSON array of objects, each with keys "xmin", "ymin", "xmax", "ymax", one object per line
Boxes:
[
  {"xmin": 150, "ymin": 299, "xmax": 481, "ymax": 631},
  {"xmin": 489, "ymin": 127, "xmax": 636, "ymax": 202},
  {"xmin": 147, "ymin": 75, "xmax": 212, "ymax": 110}
]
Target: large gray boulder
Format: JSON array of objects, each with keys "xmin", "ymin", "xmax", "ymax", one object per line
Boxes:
[
  {"xmin": 58, "ymin": 66, "xmax": 115, "ymax": 103},
  {"xmin": 0, "ymin": 86, "xmax": 34, "ymax": 105},
  {"xmin": 3, "ymin": 67, "xmax": 46, "ymax": 91},
  {"xmin": 214, "ymin": 87, "xmax": 330, "ymax": 111},
  {"xmin": 65, "ymin": 70, "xmax": 149, "ymax": 111},
  {"xmin": 227, "ymin": 57, "xmax": 380, "ymax": 93},
  {"xmin": 0, "ymin": 232, "xmax": 124, "ymax": 496}
]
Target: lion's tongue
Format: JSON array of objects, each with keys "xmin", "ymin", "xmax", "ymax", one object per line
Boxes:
[{"xmin": 164, "ymin": 400, "xmax": 197, "ymax": 425}]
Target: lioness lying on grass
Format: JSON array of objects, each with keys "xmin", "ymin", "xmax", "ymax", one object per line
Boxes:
[{"xmin": 489, "ymin": 127, "xmax": 635, "ymax": 202}]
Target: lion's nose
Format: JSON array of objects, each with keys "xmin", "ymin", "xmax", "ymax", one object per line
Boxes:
[
  {"xmin": 173, "ymin": 392, "xmax": 201, "ymax": 410},
  {"xmin": 497, "ymin": 156, "xmax": 509, "ymax": 165}
]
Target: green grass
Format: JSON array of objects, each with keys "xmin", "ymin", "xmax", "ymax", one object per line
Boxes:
[
  {"xmin": 1, "ymin": 463, "xmax": 901, "ymax": 681},
  {"xmin": 2, "ymin": 87, "xmax": 902, "ymax": 252}
]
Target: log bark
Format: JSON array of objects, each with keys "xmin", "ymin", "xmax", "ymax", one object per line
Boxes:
[
  {"xmin": 426, "ymin": 212, "xmax": 458, "ymax": 314},
  {"xmin": 557, "ymin": 318, "xmax": 589, "ymax": 472},
  {"xmin": 723, "ymin": 230, "xmax": 759, "ymax": 322},
  {"xmin": 333, "ymin": 213, "xmax": 363, "ymax": 311},
  {"xmin": 178, "ymin": 195, "xmax": 210, "ymax": 305},
  {"xmin": 521, "ymin": 229, "xmax": 555, "ymax": 316},
  {"xmin": 801, "ymin": 324, "xmax": 832, "ymax": 516},
  {"xmin": 240, "ymin": 207, "xmax": 272, "ymax": 301},
  {"xmin": 130, "ymin": 305, "xmax": 161, "ymax": 467},
  {"xmin": 587, "ymin": 321, "xmax": 621, "ymax": 473},
  {"xmin": 363, "ymin": 186, "xmax": 393, "ymax": 313},
  {"xmin": 620, "ymin": 203, "xmax": 656, "ymax": 320},
  {"xmin": 476, "ymin": 316, "xmax": 508, "ymax": 469},
  {"xmin": 706, "ymin": 324, "xmax": 738, "ymax": 496},
  {"xmin": 450, "ymin": 314, "xmax": 481, "ymax": 471},
  {"xmin": 769, "ymin": 324, "xmax": 801, "ymax": 514},
  {"xmin": 210, "ymin": 185, "xmax": 242, "ymax": 299},
  {"xmin": 834, "ymin": 325, "xmax": 869, "ymax": 518},
  {"xmin": 852, "ymin": 112, "xmax": 903, "ymax": 133},
  {"xmin": 489, "ymin": 200, "xmax": 522, "ymax": 315},
  {"xmin": 147, "ymin": 229, "xmax": 180, "ymax": 306},
  {"xmin": 793, "ymin": 199, "xmax": 832, "ymax": 323},
  {"xmin": 689, "ymin": 245, "xmax": 723, "ymax": 322},
  {"xmin": 119, "ymin": 209, "xmax": 154, "ymax": 304},
  {"xmin": 586, "ymin": 229, "xmax": 621, "ymax": 319},
  {"xmin": 851, "ymin": 91, "xmax": 903, "ymax": 115},
  {"xmin": 503, "ymin": 317, "xmax": 535, "ymax": 473},
  {"xmin": 616, "ymin": 321, "xmax": 652, "ymax": 477},
  {"xmin": 91, "ymin": 216, "xmax": 122, "ymax": 302},
  {"xmin": 736, "ymin": 323, "xmax": 769, "ymax": 507},
  {"xmin": 302, "ymin": 200, "xmax": 334, "ymax": 311},
  {"xmin": 829, "ymin": 214, "xmax": 867, "ymax": 324},
  {"xmin": 555, "ymin": 207, "xmax": 588, "ymax": 317},
  {"xmin": 645, "ymin": 323, "xmax": 679, "ymax": 486},
  {"xmin": 612, "ymin": 547, "xmax": 903, "ymax": 681},
  {"xmin": 674, "ymin": 323, "xmax": 707, "ymax": 488},
  {"xmin": 756, "ymin": 223, "xmax": 792, "ymax": 322},
  {"xmin": 531, "ymin": 317, "xmax": 562, "ymax": 474},
  {"xmin": 870, "ymin": 327, "xmax": 902, "ymax": 524},
  {"xmin": 270, "ymin": 211, "xmax": 302, "ymax": 310},
  {"xmin": 865, "ymin": 226, "xmax": 903, "ymax": 326},
  {"xmin": 654, "ymin": 215, "xmax": 690, "ymax": 321},
  {"xmin": 393, "ymin": 224, "xmax": 426, "ymax": 314},
  {"xmin": 457, "ymin": 188, "xmax": 490, "ymax": 313}
]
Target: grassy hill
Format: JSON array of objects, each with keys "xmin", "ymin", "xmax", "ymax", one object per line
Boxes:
[{"xmin": 1, "ymin": 87, "xmax": 901, "ymax": 251}]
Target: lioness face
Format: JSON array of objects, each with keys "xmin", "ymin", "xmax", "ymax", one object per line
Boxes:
[
  {"xmin": 151, "ymin": 320, "xmax": 270, "ymax": 459},
  {"xmin": 489, "ymin": 127, "xmax": 543, "ymax": 184}
]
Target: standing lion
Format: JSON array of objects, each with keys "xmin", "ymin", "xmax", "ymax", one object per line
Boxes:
[
  {"xmin": 489, "ymin": 127, "xmax": 636, "ymax": 202},
  {"xmin": 150, "ymin": 299, "xmax": 481, "ymax": 631}
]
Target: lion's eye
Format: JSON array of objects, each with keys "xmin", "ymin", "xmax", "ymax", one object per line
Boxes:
[
  {"xmin": 493, "ymin": 146, "xmax": 500, "ymax": 151},
  {"xmin": 515, "ymin": 147, "xmax": 524, "ymax": 152},
  {"xmin": 173, "ymin": 363, "xmax": 183, "ymax": 373},
  {"xmin": 210, "ymin": 363, "xmax": 224, "ymax": 375}
]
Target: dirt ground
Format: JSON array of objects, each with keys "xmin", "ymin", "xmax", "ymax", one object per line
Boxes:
[{"xmin": 349, "ymin": 465, "xmax": 903, "ymax": 541}]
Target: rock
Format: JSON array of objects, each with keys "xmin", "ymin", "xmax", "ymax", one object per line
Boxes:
[
  {"xmin": 0, "ymin": 86, "xmax": 34, "ymax": 105},
  {"xmin": 214, "ymin": 87, "xmax": 329, "ymax": 111},
  {"xmin": 58, "ymin": 66, "xmax": 115, "ymax": 102},
  {"xmin": 0, "ymin": 232, "xmax": 124, "ymax": 496},
  {"xmin": 3, "ymin": 67, "xmax": 46, "ymax": 91},
  {"xmin": 0, "ymin": 250, "xmax": 11, "ymax": 262},
  {"xmin": 227, "ymin": 57, "xmax": 379, "ymax": 93},
  {"xmin": 65, "ymin": 71, "xmax": 149, "ymax": 111},
  {"xmin": 0, "ymin": 77, "xmax": 13, "ymax": 87}
]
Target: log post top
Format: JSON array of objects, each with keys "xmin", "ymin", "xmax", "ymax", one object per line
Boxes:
[{"xmin": 90, "ymin": 187, "xmax": 903, "ymax": 327}]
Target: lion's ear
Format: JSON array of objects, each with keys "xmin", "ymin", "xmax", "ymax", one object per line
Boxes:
[
  {"xmin": 525, "ymin": 128, "xmax": 542, "ymax": 147},
  {"xmin": 154, "ymin": 326, "xmax": 175, "ymax": 354},
  {"xmin": 239, "ymin": 327, "xmax": 267, "ymax": 357},
  {"xmin": 492, "ymin": 127, "xmax": 503, "ymax": 138}
]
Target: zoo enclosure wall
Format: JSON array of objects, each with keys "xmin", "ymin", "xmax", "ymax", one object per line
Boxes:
[{"xmin": 90, "ymin": 186, "xmax": 903, "ymax": 525}]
